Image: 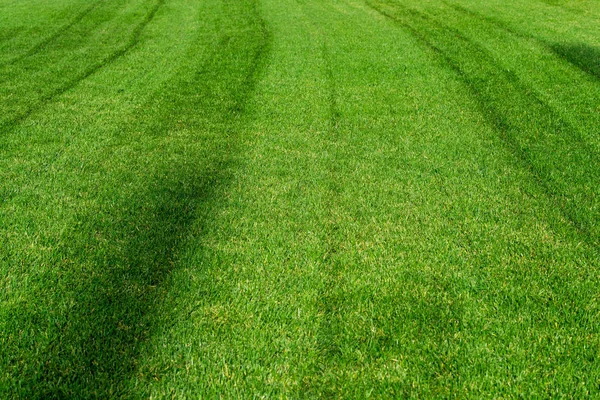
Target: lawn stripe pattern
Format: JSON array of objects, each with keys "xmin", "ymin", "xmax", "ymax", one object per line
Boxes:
[{"xmin": 1, "ymin": 0, "xmax": 599, "ymax": 397}]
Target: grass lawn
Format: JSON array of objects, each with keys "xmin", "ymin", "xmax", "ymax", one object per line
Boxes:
[{"xmin": 1, "ymin": 0, "xmax": 599, "ymax": 397}]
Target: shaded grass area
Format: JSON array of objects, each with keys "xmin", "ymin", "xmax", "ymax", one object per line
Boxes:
[
  {"xmin": 551, "ymin": 43, "xmax": 600, "ymax": 80},
  {"xmin": 129, "ymin": 0, "xmax": 598, "ymax": 396},
  {"xmin": 0, "ymin": 0, "xmax": 269, "ymax": 396},
  {"xmin": 1, "ymin": 0, "xmax": 600, "ymax": 397}
]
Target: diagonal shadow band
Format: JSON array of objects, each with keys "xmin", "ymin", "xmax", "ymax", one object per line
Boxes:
[
  {"xmin": 4, "ymin": 0, "xmax": 271, "ymax": 397},
  {"xmin": 550, "ymin": 43, "xmax": 600, "ymax": 81}
]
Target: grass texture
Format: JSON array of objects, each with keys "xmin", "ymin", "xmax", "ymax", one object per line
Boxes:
[{"xmin": 1, "ymin": 0, "xmax": 599, "ymax": 397}]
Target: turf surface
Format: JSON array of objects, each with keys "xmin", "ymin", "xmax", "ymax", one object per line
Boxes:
[{"xmin": 1, "ymin": 0, "xmax": 599, "ymax": 397}]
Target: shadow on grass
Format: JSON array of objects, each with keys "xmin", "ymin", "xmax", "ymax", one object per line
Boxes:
[
  {"xmin": 6, "ymin": 1, "xmax": 270, "ymax": 397},
  {"xmin": 42, "ymin": 161, "xmax": 233, "ymax": 398},
  {"xmin": 551, "ymin": 43, "xmax": 600, "ymax": 80}
]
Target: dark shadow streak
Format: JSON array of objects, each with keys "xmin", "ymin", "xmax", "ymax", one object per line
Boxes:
[
  {"xmin": 550, "ymin": 43, "xmax": 600, "ymax": 81},
  {"xmin": 33, "ymin": 161, "xmax": 233, "ymax": 398},
  {"xmin": 14, "ymin": 0, "xmax": 271, "ymax": 397}
]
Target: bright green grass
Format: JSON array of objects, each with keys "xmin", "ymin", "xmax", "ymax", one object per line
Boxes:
[{"xmin": 1, "ymin": 0, "xmax": 599, "ymax": 397}]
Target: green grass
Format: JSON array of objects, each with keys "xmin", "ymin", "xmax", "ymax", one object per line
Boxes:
[{"xmin": 1, "ymin": 0, "xmax": 599, "ymax": 397}]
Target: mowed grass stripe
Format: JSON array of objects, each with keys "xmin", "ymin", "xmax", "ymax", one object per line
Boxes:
[
  {"xmin": 291, "ymin": 0, "xmax": 355, "ymax": 385},
  {"xmin": 1, "ymin": 0, "xmax": 269, "ymax": 397},
  {"xmin": 1, "ymin": 0, "xmax": 599, "ymax": 397},
  {"xmin": 368, "ymin": 0, "xmax": 600, "ymax": 246},
  {"xmin": 0, "ymin": 0, "xmax": 162, "ymax": 129},
  {"xmin": 440, "ymin": 1, "xmax": 600, "ymax": 146},
  {"xmin": 0, "ymin": 0, "xmax": 105, "ymax": 67},
  {"xmin": 281, "ymin": 0, "xmax": 598, "ymax": 396},
  {"xmin": 0, "ymin": 0, "xmax": 93, "ymax": 59},
  {"xmin": 290, "ymin": 0, "xmax": 505, "ymax": 395},
  {"xmin": 129, "ymin": 0, "xmax": 334, "ymax": 395}
]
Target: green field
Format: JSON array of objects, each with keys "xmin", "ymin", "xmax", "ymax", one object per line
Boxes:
[{"xmin": 1, "ymin": 0, "xmax": 599, "ymax": 397}]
